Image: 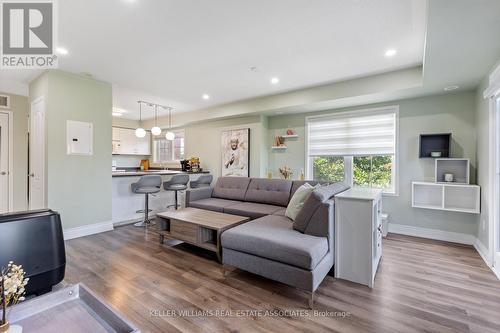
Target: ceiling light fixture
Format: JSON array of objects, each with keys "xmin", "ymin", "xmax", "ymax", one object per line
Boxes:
[
  {"xmin": 270, "ymin": 77, "xmax": 280, "ymax": 84},
  {"xmin": 384, "ymin": 49, "xmax": 397, "ymax": 57},
  {"xmin": 135, "ymin": 101, "xmax": 146, "ymax": 138},
  {"xmin": 112, "ymin": 112, "xmax": 123, "ymax": 117},
  {"xmin": 202, "ymin": 94, "xmax": 210, "ymax": 100},
  {"xmin": 151, "ymin": 105, "xmax": 162, "ymax": 136},
  {"xmin": 444, "ymin": 85, "xmax": 460, "ymax": 91},
  {"xmin": 56, "ymin": 47, "xmax": 68, "ymax": 55},
  {"xmin": 165, "ymin": 106, "xmax": 175, "ymax": 141}
]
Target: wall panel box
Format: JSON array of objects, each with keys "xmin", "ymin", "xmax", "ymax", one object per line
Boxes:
[
  {"xmin": 412, "ymin": 181, "xmax": 480, "ymax": 214},
  {"xmin": 419, "ymin": 133, "xmax": 451, "ymax": 158},
  {"xmin": 435, "ymin": 158, "xmax": 469, "ymax": 184}
]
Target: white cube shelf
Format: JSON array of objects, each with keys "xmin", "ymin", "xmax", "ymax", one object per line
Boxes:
[
  {"xmin": 412, "ymin": 181, "xmax": 480, "ymax": 214},
  {"xmin": 435, "ymin": 158, "xmax": 469, "ymax": 184}
]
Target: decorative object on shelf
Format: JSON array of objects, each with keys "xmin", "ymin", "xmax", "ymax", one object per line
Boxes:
[
  {"xmin": 299, "ymin": 169, "xmax": 305, "ymax": 181},
  {"xmin": 279, "ymin": 166, "xmax": 293, "ymax": 180},
  {"xmin": 275, "ymin": 136, "xmax": 285, "ymax": 147},
  {"xmin": 286, "ymin": 128, "xmax": 295, "ymax": 136},
  {"xmin": 430, "ymin": 151, "xmax": 442, "ymax": 157},
  {"xmin": 151, "ymin": 105, "xmax": 161, "ymax": 136},
  {"xmin": 1, "ymin": 261, "xmax": 29, "ymax": 333},
  {"xmin": 444, "ymin": 173, "xmax": 454, "ymax": 182},
  {"xmin": 221, "ymin": 128, "xmax": 250, "ymax": 177},
  {"xmin": 419, "ymin": 133, "xmax": 451, "ymax": 158},
  {"xmin": 267, "ymin": 171, "xmax": 273, "ymax": 179},
  {"xmin": 435, "ymin": 158, "xmax": 470, "ymax": 184},
  {"xmin": 135, "ymin": 101, "xmax": 146, "ymax": 138}
]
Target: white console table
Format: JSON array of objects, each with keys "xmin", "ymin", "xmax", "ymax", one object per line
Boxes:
[{"xmin": 335, "ymin": 188, "xmax": 383, "ymax": 288}]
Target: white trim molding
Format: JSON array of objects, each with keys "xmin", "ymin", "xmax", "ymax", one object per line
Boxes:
[
  {"xmin": 63, "ymin": 220, "xmax": 114, "ymax": 240},
  {"xmin": 0, "ymin": 110, "xmax": 14, "ymax": 212},
  {"xmin": 388, "ymin": 223, "xmax": 475, "ymax": 245},
  {"xmin": 474, "ymin": 238, "xmax": 492, "ymax": 267}
]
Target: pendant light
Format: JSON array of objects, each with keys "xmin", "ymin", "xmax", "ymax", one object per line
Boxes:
[
  {"xmin": 165, "ymin": 107, "xmax": 175, "ymax": 141},
  {"xmin": 151, "ymin": 105, "xmax": 162, "ymax": 136},
  {"xmin": 135, "ymin": 101, "xmax": 146, "ymax": 138}
]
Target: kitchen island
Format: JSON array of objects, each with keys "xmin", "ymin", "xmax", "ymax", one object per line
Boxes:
[{"xmin": 112, "ymin": 171, "xmax": 210, "ymax": 225}]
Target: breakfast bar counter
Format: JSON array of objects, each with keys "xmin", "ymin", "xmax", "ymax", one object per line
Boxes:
[{"xmin": 112, "ymin": 171, "xmax": 210, "ymax": 225}]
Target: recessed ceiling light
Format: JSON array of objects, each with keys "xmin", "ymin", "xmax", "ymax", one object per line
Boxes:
[
  {"xmin": 202, "ymin": 94, "xmax": 210, "ymax": 100},
  {"xmin": 270, "ymin": 77, "xmax": 280, "ymax": 84},
  {"xmin": 385, "ymin": 49, "xmax": 397, "ymax": 57},
  {"xmin": 56, "ymin": 47, "xmax": 68, "ymax": 55},
  {"xmin": 444, "ymin": 85, "xmax": 460, "ymax": 91}
]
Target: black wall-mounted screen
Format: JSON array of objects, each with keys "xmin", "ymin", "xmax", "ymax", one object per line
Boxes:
[{"xmin": 419, "ymin": 133, "xmax": 451, "ymax": 158}]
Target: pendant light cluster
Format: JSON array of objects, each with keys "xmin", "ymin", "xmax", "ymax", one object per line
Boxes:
[{"xmin": 135, "ymin": 101, "xmax": 175, "ymax": 140}]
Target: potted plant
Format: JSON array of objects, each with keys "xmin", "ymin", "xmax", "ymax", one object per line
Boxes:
[{"xmin": 0, "ymin": 262, "xmax": 28, "ymax": 333}]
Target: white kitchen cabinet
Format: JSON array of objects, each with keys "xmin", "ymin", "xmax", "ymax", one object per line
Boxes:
[
  {"xmin": 112, "ymin": 127, "xmax": 151, "ymax": 155},
  {"xmin": 335, "ymin": 188, "xmax": 383, "ymax": 288}
]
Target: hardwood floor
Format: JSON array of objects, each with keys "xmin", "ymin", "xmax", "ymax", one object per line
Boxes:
[{"xmin": 65, "ymin": 225, "xmax": 500, "ymax": 333}]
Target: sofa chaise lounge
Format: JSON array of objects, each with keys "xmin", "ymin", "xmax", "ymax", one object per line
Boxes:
[{"xmin": 186, "ymin": 177, "xmax": 349, "ymax": 308}]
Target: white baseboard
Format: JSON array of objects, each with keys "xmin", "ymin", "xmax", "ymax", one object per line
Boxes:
[
  {"xmin": 473, "ymin": 238, "xmax": 492, "ymax": 267},
  {"xmin": 64, "ymin": 220, "xmax": 114, "ymax": 240},
  {"xmin": 493, "ymin": 266, "xmax": 500, "ymax": 280},
  {"xmin": 388, "ymin": 223, "xmax": 475, "ymax": 245}
]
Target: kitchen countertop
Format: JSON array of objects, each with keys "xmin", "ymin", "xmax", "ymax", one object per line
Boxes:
[{"xmin": 112, "ymin": 170, "xmax": 210, "ymax": 177}]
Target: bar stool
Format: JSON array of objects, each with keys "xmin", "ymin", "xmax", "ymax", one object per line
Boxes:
[
  {"xmin": 163, "ymin": 174, "xmax": 190, "ymax": 210},
  {"xmin": 189, "ymin": 174, "xmax": 213, "ymax": 188},
  {"xmin": 131, "ymin": 175, "xmax": 162, "ymax": 227}
]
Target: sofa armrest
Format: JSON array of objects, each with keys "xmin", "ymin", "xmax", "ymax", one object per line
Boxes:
[
  {"xmin": 186, "ymin": 187, "xmax": 213, "ymax": 205},
  {"xmin": 304, "ymin": 199, "xmax": 335, "ymax": 249}
]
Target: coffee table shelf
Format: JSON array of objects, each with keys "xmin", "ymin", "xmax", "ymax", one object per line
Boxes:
[{"xmin": 154, "ymin": 208, "xmax": 250, "ymax": 262}]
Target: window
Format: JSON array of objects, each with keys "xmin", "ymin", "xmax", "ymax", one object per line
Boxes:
[
  {"xmin": 153, "ymin": 130, "xmax": 185, "ymax": 163},
  {"xmin": 306, "ymin": 107, "xmax": 398, "ymax": 194}
]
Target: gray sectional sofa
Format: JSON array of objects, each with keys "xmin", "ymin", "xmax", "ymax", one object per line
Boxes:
[{"xmin": 186, "ymin": 177, "xmax": 349, "ymax": 308}]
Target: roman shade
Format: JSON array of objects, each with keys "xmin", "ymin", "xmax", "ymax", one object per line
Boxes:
[{"xmin": 307, "ymin": 108, "xmax": 397, "ymax": 156}]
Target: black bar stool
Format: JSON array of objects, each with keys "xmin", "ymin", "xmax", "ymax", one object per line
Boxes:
[
  {"xmin": 131, "ymin": 175, "xmax": 162, "ymax": 227},
  {"xmin": 163, "ymin": 174, "xmax": 190, "ymax": 210}
]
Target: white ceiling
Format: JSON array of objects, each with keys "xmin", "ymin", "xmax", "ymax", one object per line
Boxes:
[{"xmin": 0, "ymin": 0, "xmax": 426, "ymax": 120}]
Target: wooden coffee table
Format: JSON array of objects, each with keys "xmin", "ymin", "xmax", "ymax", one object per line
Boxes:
[{"xmin": 155, "ymin": 207, "xmax": 250, "ymax": 262}]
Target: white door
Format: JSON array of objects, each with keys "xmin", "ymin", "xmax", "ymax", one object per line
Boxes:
[
  {"xmin": 29, "ymin": 98, "xmax": 46, "ymax": 210},
  {"xmin": 0, "ymin": 113, "xmax": 9, "ymax": 213}
]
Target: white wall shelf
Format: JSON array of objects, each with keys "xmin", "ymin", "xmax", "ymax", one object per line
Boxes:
[
  {"xmin": 271, "ymin": 146, "xmax": 287, "ymax": 150},
  {"xmin": 282, "ymin": 134, "xmax": 299, "ymax": 139},
  {"xmin": 435, "ymin": 158, "xmax": 470, "ymax": 184},
  {"xmin": 412, "ymin": 181, "xmax": 480, "ymax": 214}
]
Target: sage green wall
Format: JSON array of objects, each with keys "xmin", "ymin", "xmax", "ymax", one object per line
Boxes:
[
  {"xmin": 30, "ymin": 71, "xmax": 112, "ymax": 230},
  {"xmin": 184, "ymin": 116, "xmax": 268, "ymax": 178},
  {"xmin": 269, "ymin": 91, "xmax": 478, "ymax": 235},
  {"xmin": 0, "ymin": 92, "xmax": 28, "ymax": 211}
]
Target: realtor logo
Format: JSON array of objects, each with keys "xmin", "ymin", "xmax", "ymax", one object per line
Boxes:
[{"xmin": 1, "ymin": 0, "xmax": 57, "ymax": 68}]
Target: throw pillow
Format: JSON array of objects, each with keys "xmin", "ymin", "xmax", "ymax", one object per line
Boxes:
[{"xmin": 285, "ymin": 183, "xmax": 315, "ymax": 221}]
